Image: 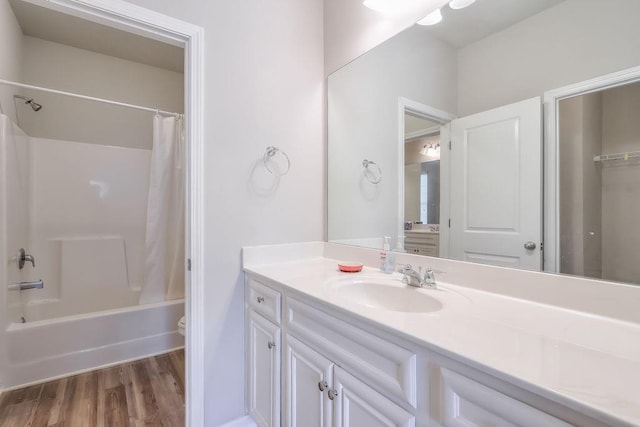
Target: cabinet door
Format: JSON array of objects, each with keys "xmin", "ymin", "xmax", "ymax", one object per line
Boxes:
[
  {"xmin": 249, "ymin": 311, "xmax": 281, "ymax": 427},
  {"xmin": 285, "ymin": 335, "xmax": 334, "ymax": 427},
  {"xmin": 333, "ymin": 367, "xmax": 415, "ymax": 427}
]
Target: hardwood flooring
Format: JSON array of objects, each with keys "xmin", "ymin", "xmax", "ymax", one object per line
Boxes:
[{"xmin": 0, "ymin": 349, "xmax": 185, "ymax": 427}]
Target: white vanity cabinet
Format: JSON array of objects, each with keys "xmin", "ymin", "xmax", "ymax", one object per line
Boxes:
[
  {"xmin": 284, "ymin": 334, "xmax": 415, "ymax": 427},
  {"xmin": 246, "ymin": 279, "xmax": 282, "ymax": 427},
  {"xmin": 404, "ymin": 231, "xmax": 439, "ymax": 257},
  {"xmin": 246, "ymin": 273, "xmax": 615, "ymax": 427}
]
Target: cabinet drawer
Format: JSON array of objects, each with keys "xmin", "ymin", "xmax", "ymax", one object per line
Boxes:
[
  {"xmin": 248, "ymin": 278, "xmax": 282, "ymax": 324},
  {"xmin": 435, "ymin": 367, "xmax": 571, "ymax": 427},
  {"xmin": 286, "ymin": 297, "xmax": 417, "ymax": 408},
  {"xmin": 404, "ymin": 232, "xmax": 439, "ymax": 245}
]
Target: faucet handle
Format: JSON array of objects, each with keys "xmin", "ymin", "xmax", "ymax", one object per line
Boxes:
[
  {"xmin": 423, "ymin": 267, "xmax": 436, "ymax": 287},
  {"xmin": 397, "ymin": 264, "xmax": 412, "ymax": 284}
]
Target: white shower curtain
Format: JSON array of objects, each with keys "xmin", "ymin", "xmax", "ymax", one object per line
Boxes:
[{"xmin": 139, "ymin": 114, "xmax": 185, "ymax": 304}]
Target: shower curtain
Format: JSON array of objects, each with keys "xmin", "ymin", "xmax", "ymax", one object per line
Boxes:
[{"xmin": 139, "ymin": 114, "xmax": 185, "ymax": 304}]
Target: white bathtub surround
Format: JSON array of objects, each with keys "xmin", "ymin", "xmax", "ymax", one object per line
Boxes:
[
  {"xmin": 140, "ymin": 114, "xmax": 185, "ymax": 304},
  {"xmin": 2, "ymin": 299, "xmax": 184, "ymax": 390},
  {"xmin": 27, "ymin": 136, "xmax": 150, "ymax": 319},
  {"xmin": 243, "ymin": 241, "xmax": 640, "ymax": 426}
]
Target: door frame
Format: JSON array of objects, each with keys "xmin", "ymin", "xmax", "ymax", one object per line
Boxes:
[
  {"xmin": 21, "ymin": 0, "xmax": 205, "ymax": 425},
  {"xmin": 543, "ymin": 65, "xmax": 640, "ymax": 274},
  {"xmin": 397, "ymin": 97, "xmax": 455, "ymax": 252}
]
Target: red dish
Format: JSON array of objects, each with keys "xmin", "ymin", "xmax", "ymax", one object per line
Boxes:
[{"xmin": 338, "ymin": 262, "xmax": 363, "ymax": 273}]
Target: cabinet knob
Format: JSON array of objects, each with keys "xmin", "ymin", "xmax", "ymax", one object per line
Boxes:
[
  {"xmin": 328, "ymin": 389, "xmax": 338, "ymax": 400},
  {"xmin": 257, "ymin": 296, "xmax": 265, "ymax": 303},
  {"xmin": 318, "ymin": 381, "xmax": 328, "ymax": 391},
  {"xmin": 267, "ymin": 341, "xmax": 276, "ymax": 349}
]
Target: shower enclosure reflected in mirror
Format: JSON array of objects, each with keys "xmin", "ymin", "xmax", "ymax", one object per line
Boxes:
[{"xmin": 327, "ymin": 0, "xmax": 640, "ymax": 285}]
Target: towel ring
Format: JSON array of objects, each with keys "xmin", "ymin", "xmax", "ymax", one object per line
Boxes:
[
  {"xmin": 263, "ymin": 146, "xmax": 290, "ymax": 176},
  {"xmin": 362, "ymin": 159, "xmax": 382, "ymax": 184}
]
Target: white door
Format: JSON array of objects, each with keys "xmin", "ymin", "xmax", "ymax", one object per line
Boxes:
[
  {"xmin": 285, "ymin": 335, "xmax": 334, "ymax": 427},
  {"xmin": 248, "ymin": 311, "xmax": 281, "ymax": 427},
  {"xmin": 333, "ymin": 366, "xmax": 415, "ymax": 427},
  {"xmin": 449, "ymin": 97, "xmax": 542, "ymax": 271}
]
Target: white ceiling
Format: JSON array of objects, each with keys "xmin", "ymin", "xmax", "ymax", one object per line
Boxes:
[
  {"xmin": 421, "ymin": 0, "xmax": 566, "ymax": 48},
  {"xmin": 9, "ymin": 0, "xmax": 184, "ymax": 73}
]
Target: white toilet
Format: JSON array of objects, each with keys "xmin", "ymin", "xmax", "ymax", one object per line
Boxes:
[{"xmin": 178, "ymin": 316, "xmax": 186, "ymax": 336}]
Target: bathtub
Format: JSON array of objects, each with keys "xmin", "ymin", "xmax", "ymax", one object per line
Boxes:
[{"xmin": 1, "ymin": 299, "xmax": 184, "ymax": 390}]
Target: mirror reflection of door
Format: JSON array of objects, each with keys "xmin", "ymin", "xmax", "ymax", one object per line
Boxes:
[{"xmin": 449, "ymin": 97, "xmax": 542, "ymax": 271}]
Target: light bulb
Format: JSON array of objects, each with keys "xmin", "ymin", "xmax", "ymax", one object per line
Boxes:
[
  {"xmin": 416, "ymin": 8, "xmax": 442, "ymax": 26},
  {"xmin": 449, "ymin": 0, "xmax": 476, "ymax": 10}
]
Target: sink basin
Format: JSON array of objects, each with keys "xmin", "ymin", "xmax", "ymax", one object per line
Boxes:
[{"xmin": 324, "ymin": 276, "xmax": 446, "ymax": 313}]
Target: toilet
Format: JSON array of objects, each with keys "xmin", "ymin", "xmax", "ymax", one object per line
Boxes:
[{"xmin": 178, "ymin": 316, "xmax": 186, "ymax": 336}]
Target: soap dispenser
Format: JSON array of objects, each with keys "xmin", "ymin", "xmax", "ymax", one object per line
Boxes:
[{"xmin": 380, "ymin": 236, "xmax": 394, "ymax": 273}]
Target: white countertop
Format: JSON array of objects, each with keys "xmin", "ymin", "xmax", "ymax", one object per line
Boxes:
[{"xmin": 244, "ymin": 256, "xmax": 640, "ymax": 427}]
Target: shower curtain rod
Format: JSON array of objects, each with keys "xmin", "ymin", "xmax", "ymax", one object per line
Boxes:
[{"xmin": 0, "ymin": 78, "xmax": 180, "ymax": 117}]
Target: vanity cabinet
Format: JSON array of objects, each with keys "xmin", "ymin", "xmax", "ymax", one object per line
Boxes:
[
  {"xmin": 247, "ymin": 279, "xmax": 282, "ymax": 427},
  {"xmin": 246, "ymin": 273, "xmax": 611, "ymax": 427},
  {"xmin": 284, "ymin": 334, "xmax": 415, "ymax": 427},
  {"xmin": 404, "ymin": 231, "xmax": 439, "ymax": 257}
]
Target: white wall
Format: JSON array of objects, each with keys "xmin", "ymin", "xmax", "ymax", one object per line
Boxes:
[
  {"xmin": 115, "ymin": 0, "xmax": 325, "ymax": 425},
  {"xmin": 0, "ymin": 0, "xmax": 23, "ymax": 124},
  {"xmin": 19, "ymin": 36, "xmax": 183, "ymax": 149},
  {"xmin": 328, "ymin": 26, "xmax": 456, "ymax": 246},
  {"xmin": 457, "ymin": 0, "xmax": 640, "ymax": 116},
  {"xmin": 323, "ymin": 0, "xmax": 449, "ymax": 75}
]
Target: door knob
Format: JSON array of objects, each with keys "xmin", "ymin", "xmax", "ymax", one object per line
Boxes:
[{"xmin": 524, "ymin": 241, "xmax": 537, "ymax": 250}]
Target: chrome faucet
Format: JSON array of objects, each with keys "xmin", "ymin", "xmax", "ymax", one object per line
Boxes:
[
  {"xmin": 398, "ymin": 264, "xmax": 437, "ymax": 289},
  {"xmin": 8, "ymin": 279, "xmax": 44, "ymax": 291},
  {"xmin": 17, "ymin": 248, "xmax": 35, "ymax": 269}
]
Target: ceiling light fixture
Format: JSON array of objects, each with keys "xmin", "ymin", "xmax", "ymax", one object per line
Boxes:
[
  {"xmin": 448, "ymin": 0, "xmax": 476, "ymax": 10},
  {"xmin": 416, "ymin": 8, "xmax": 442, "ymax": 26}
]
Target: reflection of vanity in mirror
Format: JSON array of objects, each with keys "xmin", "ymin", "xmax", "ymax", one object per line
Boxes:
[{"xmin": 328, "ymin": 0, "xmax": 640, "ymax": 286}]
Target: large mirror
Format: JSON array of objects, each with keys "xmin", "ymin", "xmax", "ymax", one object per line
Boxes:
[{"xmin": 328, "ymin": 0, "xmax": 640, "ymax": 285}]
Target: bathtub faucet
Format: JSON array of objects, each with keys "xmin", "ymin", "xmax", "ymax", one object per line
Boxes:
[
  {"xmin": 17, "ymin": 248, "xmax": 35, "ymax": 269},
  {"xmin": 8, "ymin": 279, "xmax": 44, "ymax": 291}
]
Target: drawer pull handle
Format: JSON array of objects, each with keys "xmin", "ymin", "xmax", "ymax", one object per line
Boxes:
[
  {"xmin": 328, "ymin": 389, "xmax": 338, "ymax": 400},
  {"xmin": 318, "ymin": 381, "xmax": 328, "ymax": 391},
  {"xmin": 257, "ymin": 296, "xmax": 265, "ymax": 303},
  {"xmin": 268, "ymin": 341, "xmax": 276, "ymax": 349}
]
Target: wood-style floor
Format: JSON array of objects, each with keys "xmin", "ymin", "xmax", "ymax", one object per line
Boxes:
[{"xmin": 0, "ymin": 349, "xmax": 185, "ymax": 427}]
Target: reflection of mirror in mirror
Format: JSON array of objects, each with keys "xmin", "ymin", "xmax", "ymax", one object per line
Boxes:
[
  {"xmin": 404, "ymin": 113, "xmax": 440, "ymax": 227},
  {"xmin": 327, "ymin": 0, "xmax": 640, "ymax": 286}
]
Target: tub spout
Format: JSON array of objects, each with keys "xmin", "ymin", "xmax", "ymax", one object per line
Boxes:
[{"xmin": 8, "ymin": 279, "xmax": 44, "ymax": 291}]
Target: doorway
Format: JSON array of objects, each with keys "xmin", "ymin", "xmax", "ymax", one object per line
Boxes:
[{"xmin": 0, "ymin": 0, "xmax": 204, "ymax": 424}]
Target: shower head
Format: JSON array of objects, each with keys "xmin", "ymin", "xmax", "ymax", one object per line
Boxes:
[{"xmin": 14, "ymin": 94, "xmax": 42, "ymax": 112}]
